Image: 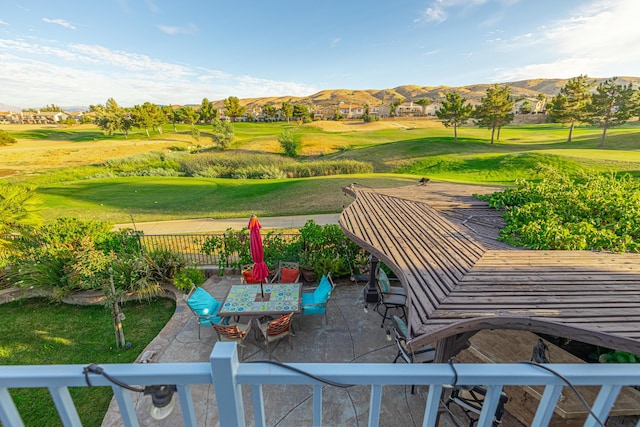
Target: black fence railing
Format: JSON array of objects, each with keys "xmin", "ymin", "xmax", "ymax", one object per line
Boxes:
[{"xmin": 136, "ymin": 233, "xmax": 300, "ymax": 268}]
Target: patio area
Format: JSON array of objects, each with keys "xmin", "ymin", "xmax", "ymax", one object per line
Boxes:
[{"xmin": 100, "ymin": 273, "xmax": 526, "ymax": 427}]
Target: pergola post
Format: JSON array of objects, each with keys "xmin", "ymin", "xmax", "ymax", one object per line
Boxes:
[{"xmin": 364, "ymin": 255, "xmax": 380, "ymax": 303}]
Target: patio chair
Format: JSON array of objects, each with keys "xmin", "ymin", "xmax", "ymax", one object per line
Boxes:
[
  {"xmin": 184, "ymin": 286, "xmax": 225, "ymax": 339},
  {"xmin": 257, "ymin": 312, "xmax": 294, "ymax": 358},
  {"xmin": 391, "ymin": 315, "xmax": 435, "ymax": 393},
  {"xmin": 377, "ymin": 266, "xmax": 406, "ymax": 297},
  {"xmin": 300, "ymin": 272, "xmax": 335, "ymax": 325},
  {"xmin": 240, "ymin": 264, "xmax": 261, "ymax": 284},
  {"xmin": 213, "ymin": 321, "xmax": 252, "ymax": 360},
  {"xmin": 271, "ymin": 261, "xmax": 301, "ymax": 284},
  {"xmin": 374, "ymin": 275, "xmax": 406, "ymax": 328},
  {"xmin": 445, "ymin": 385, "xmax": 509, "ymax": 427}
]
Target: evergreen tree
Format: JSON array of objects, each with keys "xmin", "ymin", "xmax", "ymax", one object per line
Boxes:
[
  {"xmin": 548, "ymin": 75, "xmax": 593, "ymax": 142},
  {"xmin": 587, "ymin": 77, "xmax": 635, "ymax": 147},
  {"xmin": 474, "ymin": 85, "xmax": 514, "ymax": 144},
  {"xmin": 436, "ymin": 92, "xmax": 473, "ymax": 142},
  {"xmin": 223, "ymin": 96, "xmax": 245, "ymax": 122}
]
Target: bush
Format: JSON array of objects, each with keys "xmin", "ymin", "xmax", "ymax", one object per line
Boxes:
[
  {"xmin": 279, "ymin": 129, "xmax": 301, "ymax": 157},
  {"xmin": 477, "ymin": 167, "xmax": 640, "ymax": 252},
  {"xmin": 173, "ymin": 264, "xmax": 205, "ymax": 293},
  {"xmin": 0, "ymin": 129, "xmax": 17, "ymax": 145}
]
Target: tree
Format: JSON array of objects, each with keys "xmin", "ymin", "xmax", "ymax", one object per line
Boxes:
[
  {"xmin": 176, "ymin": 106, "xmax": 200, "ymax": 128},
  {"xmin": 211, "ymin": 118, "xmax": 234, "ymax": 150},
  {"xmin": 278, "ymin": 129, "xmax": 300, "ymax": 157},
  {"xmin": 518, "ymin": 100, "xmax": 532, "ymax": 114},
  {"xmin": 436, "ymin": 92, "xmax": 473, "ymax": 142},
  {"xmin": 390, "ymin": 97, "xmax": 405, "ymax": 117},
  {"xmin": 262, "ymin": 103, "xmax": 278, "ymax": 121},
  {"xmin": 547, "ymin": 75, "xmax": 593, "ymax": 142},
  {"xmin": 333, "ymin": 106, "xmax": 343, "ymax": 120},
  {"xmin": 199, "ymin": 98, "xmax": 218, "ymax": 124},
  {"xmin": 281, "ymin": 102, "xmax": 293, "ymax": 123},
  {"xmin": 474, "ymin": 85, "xmax": 514, "ymax": 144},
  {"xmin": 162, "ymin": 105, "xmax": 179, "ymax": 132},
  {"xmin": 415, "ymin": 98, "xmax": 431, "ymax": 115},
  {"xmin": 40, "ymin": 104, "xmax": 62, "ymax": 112},
  {"xmin": 223, "ymin": 96, "xmax": 245, "ymax": 122},
  {"xmin": 0, "ymin": 183, "xmax": 40, "ymax": 253},
  {"xmin": 0, "ymin": 130, "xmax": 18, "ymax": 145},
  {"xmin": 94, "ymin": 98, "xmax": 131, "ymax": 137},
  {"xmin": 131, "ymin": 102, "xmax": 164, "ymax": 137},
  {"xmin": 362, "ymin": 104, "xmax": 379, "ymax": 123},
  {"xmin": 292, "ymin": 104, "xmax": 310, "ymax": 122},
  {"xmin": 587, "ymin": 77, "xmax": 635, "ymax": 147}
]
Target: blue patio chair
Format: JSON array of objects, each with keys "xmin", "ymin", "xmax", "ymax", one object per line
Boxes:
[
  {"xmin": 391, "ymin": 315, "xmax": 435, "ymax": 394},
  {"xmin": 184, "ymin": 286, "xmax": 225, "ymax": 339},
  {"xmin": 301, "ymin": 273, "xmax": 335, "ymax": 325}
]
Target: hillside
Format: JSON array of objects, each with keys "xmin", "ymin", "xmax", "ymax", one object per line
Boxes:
[
  {"xmin": 3, "ymin": 77, "xmax": 639, "ymax": 112},
  {"xmin": 237, "ymin": 76, "xmax": 640, "ymax": 110}
]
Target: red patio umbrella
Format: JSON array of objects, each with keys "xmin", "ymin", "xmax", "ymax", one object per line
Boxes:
[{"xmin": 248, "ymin": 215, "xmax": 269, "ymax": 298}]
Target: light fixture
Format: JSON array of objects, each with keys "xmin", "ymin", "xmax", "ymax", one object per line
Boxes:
[
  {"xmin": 83, "ymin": 364, "xmax": 177, "ymax": 420},
  {"xmin": 146, "ymin": 385, "xmax": 177, "ymax": 420}
]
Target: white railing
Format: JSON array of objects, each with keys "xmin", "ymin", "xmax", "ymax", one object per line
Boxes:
[{"xmin": 1, "ymin": 342, "xmax": 639, "ymax": 427}]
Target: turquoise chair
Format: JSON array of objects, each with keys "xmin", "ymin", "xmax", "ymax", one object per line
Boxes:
[
  {"xmin": 185, "ymin": 286, "xmax": 224, "ymax": 339},
  {"xmin": 301, "ymin": 273, "xmax": 335, "ymax": 325}
]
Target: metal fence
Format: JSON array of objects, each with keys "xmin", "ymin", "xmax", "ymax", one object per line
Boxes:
[{"xmin": 136, "ymin": 233, "xmax": 300, "ymax": 268}]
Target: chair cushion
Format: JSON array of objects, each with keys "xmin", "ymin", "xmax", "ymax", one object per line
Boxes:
[
  {"xmin": 243, "ymin": 270, "xmax": 260, "ymax": 284},
  {"xmin": 302, "ymin": 293, "xmax": 326, "ymax": 315},
  {"xmin": 187, "ymin": 287, "xmax": 220, "ymax": 316},
  {"xmin": 378, "ymin": 268, "xmax": 390, "ymax": 293},
  {"xmin": 280, "ymin": 267, "xmax": 299, "ymax": 283},
  {"xmin": 313, "ymin": 275, "xmax": 332, "ymax": 303}
]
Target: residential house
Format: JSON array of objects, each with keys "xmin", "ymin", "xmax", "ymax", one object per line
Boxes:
[
  {"xmin": 395, "ymin": 102, "xmax": 424, "ymax": 117},
  {"xmin": 338, "ymin": 103, "xmax": 364, "ymax": 119}
]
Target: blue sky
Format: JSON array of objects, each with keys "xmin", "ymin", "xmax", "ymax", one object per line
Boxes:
[{"xmin": 1, "ymin": 0, "xmax": 639, "ymax": 108}]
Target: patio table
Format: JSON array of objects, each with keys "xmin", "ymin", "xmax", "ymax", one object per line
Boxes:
[{"xmin": 218, "ymin": 283, "xmax": 301, "ymax": 317}]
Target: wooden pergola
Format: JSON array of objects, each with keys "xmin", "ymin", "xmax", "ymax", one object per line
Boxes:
[{"xmin": 339, "ymin": 182, "xmax": 640, "ymax": 362}]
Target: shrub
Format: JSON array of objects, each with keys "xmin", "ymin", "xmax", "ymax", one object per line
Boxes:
[
  {"xmin": 173, "ymin": 264, "xmax": 205, "ymax": 293},
  {"xmin": 279, "ymin": 129, "xmax": 300, "ymax": 157},
  {"xmin": 477, "ymin": 167, "xmax": 640, "ymax": 252},
  {"xmin": 0, "ymin": 130, "xmax": 18, "ymax": 145}
]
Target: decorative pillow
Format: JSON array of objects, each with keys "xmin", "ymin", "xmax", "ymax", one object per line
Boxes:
[
  {"xmin": 243, "ymin": 270, "xmax": 260, "ymax": 284},
  {"xmin": 313, "ymin": 275, "xmax": 332, "ymax": 303},
  {"xmin": 393, "ymin": 315, "xmax": 409, "ymax": 339},
  {"xmin": 378, "ymin": 268, "xmax": 390, "ymax": 293},
  {"xmin": 280, "ymin": 267, "xmax": 299, "ymax": 283}
]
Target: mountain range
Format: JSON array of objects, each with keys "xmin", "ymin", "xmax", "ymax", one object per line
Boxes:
[{"xmin": 2, "ymin": 77, "xmax": 638, "ymax": 112}]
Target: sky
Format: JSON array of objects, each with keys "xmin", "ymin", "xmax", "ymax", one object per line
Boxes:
[{"xmin": 1, "ymin": 0, "xmax": 639, "ymax": 108}]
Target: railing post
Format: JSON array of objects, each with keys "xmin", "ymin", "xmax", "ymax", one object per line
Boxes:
[
  {"xmin": 0, "ymin": 387, "xmax": 24, "ymax": 427},
  {"xmin": 211, "ymin": 342, "xmax": 245, "ymax": 427}
]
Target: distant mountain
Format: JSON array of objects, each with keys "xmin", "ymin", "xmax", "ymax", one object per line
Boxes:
[
  {"xmin": 2, "ymin": 77, "xmax": 638, "ymax": 112},
  {"xmin": 236, "ymin": 76, "xmax": 640, "ymax": 110},
  {"xmin": 0, "ymin": 103, "xmax": 22, "ymax": 112}
]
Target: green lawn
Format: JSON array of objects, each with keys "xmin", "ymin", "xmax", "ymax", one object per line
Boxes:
[
  {"xmin": 5, "ymin": 121, "xmax": 640, "ymax": 223},
  {"xmin": 35, "ymin": 174, "xmax": 418, "ymax": 223},
  {"xmin": 0, "ymin": 298, "xmax": 175, "ymax": 427}
]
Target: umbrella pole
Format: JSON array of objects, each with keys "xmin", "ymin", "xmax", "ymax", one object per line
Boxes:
[{"xmin": 260, "ymin": 280, "xmax": 264, "ymax": 298}]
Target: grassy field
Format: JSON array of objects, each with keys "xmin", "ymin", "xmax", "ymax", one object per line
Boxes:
[
  {"xmin": 2, "ymin": 120, "xmax": 640, "ymax": 223},
  {"xmin": 1, "ymin": 297, "xmax": 175, "ymax": 427}
]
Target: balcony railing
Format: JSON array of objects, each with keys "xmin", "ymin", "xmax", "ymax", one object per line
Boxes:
[{"xmin": 1, "ymin": 342, "xmax": 639, "ymax": 427}]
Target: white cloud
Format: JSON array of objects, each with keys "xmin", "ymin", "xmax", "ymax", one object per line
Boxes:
[
  {"xmin": 157, "ymin": 23, "xmax": 198, "ymax": 35},
  {"xmin": 330, "ymin": 37, "xmax": 341, "ymax": 47},
  {"xmin": 494, "ymin": 0, "xmax": 640, "ymax": 81},
  {"xmin": 0, "ymin": 20, "xmax": 8, "ymax": 26},
  {"xmin": 42, "ymin": 18, "xmax": 76, "ymax": 30},
  {"xmin": 0, "ymin": 37, "xmax": 317, "ymax": 107},
  {"xmin": 418, "ymin": 0, "xmax": 490, "ymax": 23}
]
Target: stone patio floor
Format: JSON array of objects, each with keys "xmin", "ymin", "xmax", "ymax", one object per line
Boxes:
[{"xmin": 100, "ymin": 274, "xmax": 525, "ymax": 427}]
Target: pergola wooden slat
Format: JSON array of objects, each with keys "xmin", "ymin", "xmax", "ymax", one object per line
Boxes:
[{"xmin": 339, "ymin": 183, "xmax": 640, "ymax": 360}]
